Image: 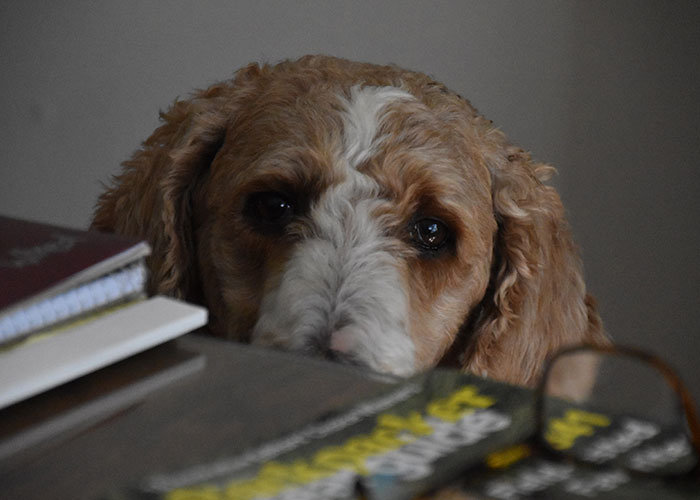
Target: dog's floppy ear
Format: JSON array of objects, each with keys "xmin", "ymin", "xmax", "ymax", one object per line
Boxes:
[
  {"xmin": 461, "ymin": 125, "xmax": 608, "ymax": 386},
  {"xmin": 91, "ymin": 72, "xmax": 257, "ymax": 299}
]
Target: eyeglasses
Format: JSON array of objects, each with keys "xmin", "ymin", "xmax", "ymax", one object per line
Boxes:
[
  {"xmin": 422, "ymin": 344, "xmax": 700, "ymax": 500},
  {"xmin": 534, "ymin": 343, "xmax": 700, "ymax": 478}
]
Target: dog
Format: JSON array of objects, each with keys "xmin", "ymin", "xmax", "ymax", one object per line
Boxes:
[{"xmin": 92, "ymin": 55, "xmax": 609, "ymax": 386}]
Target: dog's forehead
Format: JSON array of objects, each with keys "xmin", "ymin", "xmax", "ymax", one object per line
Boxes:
[
  {"xmin": 215, "ymin": 76, "xmax": 491, "ymax": 215},
  {"xmin": 337, "ymin": 84, "xmax": 492, "ymax": 209},
  {"xmin": 336, "ymin": 85, "xmax": 416, "ymax": 168}
]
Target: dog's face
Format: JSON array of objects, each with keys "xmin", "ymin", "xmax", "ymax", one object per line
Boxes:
[
  {"xmin": 197, "ymin": 84, "xmax": 495, "ymax": 375},
  {"xmin": 93, "ymin": 56, "xmax": 607, "ymax": 384}
]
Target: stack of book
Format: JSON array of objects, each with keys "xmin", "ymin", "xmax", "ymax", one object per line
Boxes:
[{"xmin": 0, "ymin": 215, "xmax": 207, "ymax": 409}]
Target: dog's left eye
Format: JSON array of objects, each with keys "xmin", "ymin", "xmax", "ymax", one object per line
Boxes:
[
  {"xmin": 245, "ymin": 192, "xmax": 295, "ymax": 232},
  {"xmin": 410, "ymin": 218, "xmax": 452, "ymax": 252}
]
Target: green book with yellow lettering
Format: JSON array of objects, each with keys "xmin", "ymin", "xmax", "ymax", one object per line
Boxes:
[
  {"xmin": 109, "ymin": 369, "xmax": 699, "ymax": 500},
  {"xmin": 113, "ymin": 370, "xmax": 534, "ymax": 500}
]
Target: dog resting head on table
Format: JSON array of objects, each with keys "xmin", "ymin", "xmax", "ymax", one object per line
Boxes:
[{"xmin": 92, "ymin": 55, "xmax": 608, "ymax": 386}]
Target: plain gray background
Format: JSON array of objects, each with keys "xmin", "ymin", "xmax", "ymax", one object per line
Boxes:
[{"xmin": 2, "ymin": 1, "xmax": 698, "ymax": 399}]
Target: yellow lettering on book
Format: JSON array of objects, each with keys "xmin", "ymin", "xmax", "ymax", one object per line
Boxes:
[
  {"xmin": 342, "ymin": 435, "xmax": 393, "ymax": 460},
  {"xmin": 545, "ymin": 409, "xmax": 611, "ymax": 450},
  {"xmin": 313, "ymin": 444, "xmax": 370, "ymax": 475},
  {"xmin": 427, "ymin": 385, "xmax": 495, "ymax": 422},
  {"xmin": 376, "ymin": 411, "xmax": 432, "ymax": 437},
  {"xmin": 166, "ymin": 486, "xmax": 222, "ymax": 500},
  {"xmin": 258, "ymin": 461, "xmax": 311, "ymax": 487},
  {"xmin": 283, "ymin": 459, "xmax": 329, "ymax": 483},
  {"xmin": 221, "ymin": 477, "xmax": 277, "ymax": 499},
  {"xmin": 220, "ymin": 460, "xmax": 313, "ymax": 500},
  {"xmin": 486, "ymin": 444, "xmax": 532, "ymax": 469},
  {"xmin": 366, "ymin": 427, "xmax": 406, "ymax": 449},
  {"xmin": 165, "ymin": 385, "xmax": 499, "ymax": 499},
  {"xmin": 223, "ymin": 480, "xmax": 273, "ymax": 500}
]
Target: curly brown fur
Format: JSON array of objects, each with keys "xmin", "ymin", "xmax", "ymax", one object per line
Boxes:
[{"xmin": 93, "ymin": 55, "xmax": 608, "ymax": 384}]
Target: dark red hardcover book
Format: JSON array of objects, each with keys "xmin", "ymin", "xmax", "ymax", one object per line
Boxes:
[{"xmin": 0, "ymin": 215, "xmax": 150, "ymax": 344}]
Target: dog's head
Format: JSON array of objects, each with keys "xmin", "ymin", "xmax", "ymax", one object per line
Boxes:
[{"xmin": 93, "ymin": 55, "xmax": 607, "ymax": 383}]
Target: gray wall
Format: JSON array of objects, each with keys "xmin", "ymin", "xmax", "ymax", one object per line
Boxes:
[{"xmin": 2, "ymin": 1, "xmax": 699, "ymax": 398}]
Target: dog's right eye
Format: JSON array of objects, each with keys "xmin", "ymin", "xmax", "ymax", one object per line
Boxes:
[
  {"xmin": 244, "ymin": 192, "xmax": 295, "ymax": 233},
  {"xmin": 409, "ymin": 217, "xmax": 453, "ymax": 254}
]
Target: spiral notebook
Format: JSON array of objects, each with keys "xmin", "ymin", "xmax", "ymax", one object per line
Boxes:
[{"xmin": 0, "ymin": 215, "xmax": 151, "ymax": 345}]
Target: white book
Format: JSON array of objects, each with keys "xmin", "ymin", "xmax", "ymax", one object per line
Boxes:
[{"xmin": 0, "ymin": 295, "xmax": 208, "ymax": 410}]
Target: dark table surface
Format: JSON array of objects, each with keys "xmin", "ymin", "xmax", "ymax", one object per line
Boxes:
[{"xmin": 0, "ymin": 333, "xmax": 396, "ymax": 500}]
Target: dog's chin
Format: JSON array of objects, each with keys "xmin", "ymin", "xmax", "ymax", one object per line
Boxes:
[
  {"xmin": 304, "ymin": 334, "xmax": 365, "ymax": 367},
  {"xmin": 305, "ymin": 342, "xmax": 415, "ymax": 378},
  {"xmin": 253, "ymin": 334, "xmax": 365, "ymax": 371},
  {"xmin": 250, "ymin": 326, "xmax": 418, "ymax": 378}
]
